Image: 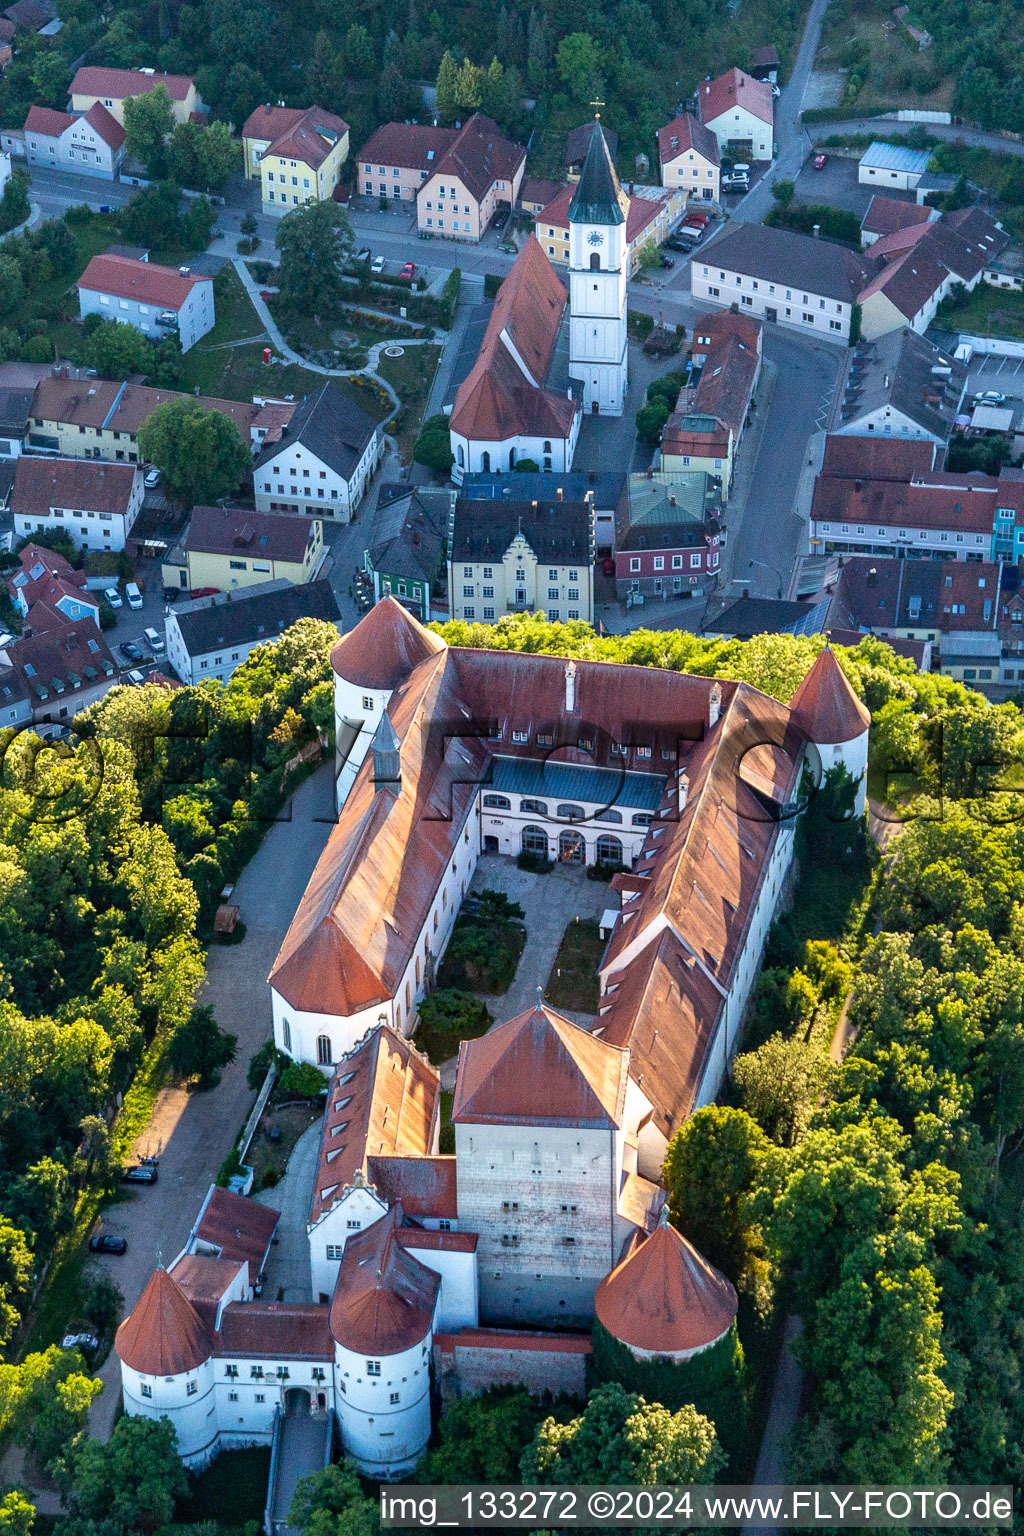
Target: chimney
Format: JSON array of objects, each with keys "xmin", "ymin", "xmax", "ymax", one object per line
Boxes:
[
  {"xmin": 708, "ymin": 680, "xmax": 722, "ymax": 729},
  {"xmin": 564, "ymin": 659, "xmax": 577, "ymax": 712},
  {"xmin": 678, "ymin": 766, "xmax": 689, "ymax": 813},
  {"xmin": 867, "ymin": 566, "xmax": 877, "ymax": 586},
  {"xmin": 556, "ymin": 487, "xmax": 563, "ymax": 501},
  {"xmin": 812, "ymin": 224, "xmax": 820, "ymax": 238},
  {"xmin": 371, "ymin": 713, "xmax": 401, "ymax": 796},
  {"xmin": 669, "ymin": 494, "xmax": 676, "ymax": 506}
]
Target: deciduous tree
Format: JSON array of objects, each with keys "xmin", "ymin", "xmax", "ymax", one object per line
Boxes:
[{"xmin": 137, "ymin": 400, "xmax": 251, "ymax": 508}]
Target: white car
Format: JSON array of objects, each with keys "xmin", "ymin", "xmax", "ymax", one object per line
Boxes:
[
  {"xmin": 125, "ymin": 581, "xmax": 143, "ymax": 610},
  {"xmin": 974, "ymin": 390, "xmax": 1006, "ymax": 405},
  {"xmin": 371, "ymin": 255, "xmax": 386, "ymax": 274},
  {"xmin": 143, "ymin": 625, "xmax": 165, "ymax": 654},
  {"xmin": 103, "ymin": 586, "xmax": 123, "ymax": 609},
  {"xmin": 144, "ymin": 468, "xmax": 161, "ymax": 489}
]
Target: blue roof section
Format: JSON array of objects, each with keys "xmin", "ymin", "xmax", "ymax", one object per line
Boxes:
[
  {"xmin": 861, "ymin": 141, "xmax": 931, "ymax": 173},
  {"xmin": 489, "ymin": 755, "xmax": 665, "ymax": 812}
]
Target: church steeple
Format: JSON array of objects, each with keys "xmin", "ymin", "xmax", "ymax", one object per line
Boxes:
[
  {"xmin": 568, "ymin": 120, "xmax": 627, "ymax": 226},
  {"xmin": 567, "ymin": 119, "xmax": 628, "ymax": 418}
]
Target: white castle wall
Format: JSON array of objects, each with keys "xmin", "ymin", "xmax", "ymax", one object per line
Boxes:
[
  {"xmin": 334, "ymin": 1334, "xmax": 433, "ymax": 1477},
  {"xmin": 120, "ymin": 1357, "xmax": 218, "ymax": 1467}
]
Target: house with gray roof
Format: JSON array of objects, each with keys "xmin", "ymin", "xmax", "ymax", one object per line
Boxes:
[
  {"xmin": 832, "ymin": 328, "xmax": 966, "ymax": 447},
  {"xmin": 691, "ymin": 222, "xmax": 873, "ymax": 341},
  {"xmin": 253, "ymin": 382, "xmax": 382, "ymax": 522},
  {"xmin": 365, "ymin": 486, "xmax": 449, "ymax": 622},
  {"xmin": 447, "ymin": 493, "xmax": 595, "ymax": 625},
  {"xmin": 164, "ymin": 576, "xmax": 342, "ymax": 685}
]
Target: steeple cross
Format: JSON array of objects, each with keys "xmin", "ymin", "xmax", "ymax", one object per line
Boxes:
[{"xmin": 590, "ymin": 98, "xmax": 605, "ymax": 119}]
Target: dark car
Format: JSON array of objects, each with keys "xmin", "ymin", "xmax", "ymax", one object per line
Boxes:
[
  {"xmin": 89, "ymin": 1234, "xmax": 128, "ymax": 1254},
  {"xmin": 162, "ymin": 586, "xmax": 184, "ymax": 602},
  {"xmin": 120, "ymin": 1165, "xmax": 158, "ymax": 1184},
  {"xmin": 666, "ymin": 235, "xmax": 693, "ymax": 252},
  {"xmin": 659, "ymin": 252, "xmax": 675, "ymax": 268},
  {"xmin": 492, "ymin": 209, "xmax": 510, "ymax": 230},
  {"xmin": 119, "ymin": 640, "xmax": 142, "ymax": 663}
]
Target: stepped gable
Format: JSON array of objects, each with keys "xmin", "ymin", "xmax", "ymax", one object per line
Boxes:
[
  {"xmin": 567, "ymin": 120, "xmax": 627, "ymax": 226},
  {"xmin": 787, "ymin": 646, "xmax": 870, "ymax": 745},
  {"xmin": 115, "ymin": 1267, "xmax": 210, "ymax": 1376},
  {"xmin": 311, "ymin": 1024, "xmax": 440, "ymax": 1223},
  {"xmin": 452, "ymin": 1000, "xmax": 628, "ymax": 1128},
  {"xmin": 329, "ymin": 1205, "xmax": 439, "ymax": 1355},
  {"xmin": 595, "ymin": 1209, "xmax": 737, "ymax": 1355},
  {"xmin": 330, "ymin": 596, "xmax": 446, "ymax": 691}
]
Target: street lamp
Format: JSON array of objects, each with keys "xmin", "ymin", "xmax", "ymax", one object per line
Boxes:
[{"xmin": 749, "ymin": 558, "xmax": 784, "ymax": 599}]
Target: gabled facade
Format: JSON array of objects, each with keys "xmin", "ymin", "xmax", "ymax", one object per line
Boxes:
[
  {"xmin": 68, "ymin": 66, "xmax": 200, "ymax": 127},
  {"xmin": 447, "ymin": 492, "xmax": 595, "ymax": 624},
  {"xmin": 241, "ymin": 104, "xmax": 350, "ymax": 216},
  {"xmin": 657, "ymin": 114, "xmax": 721, "ymax": 203},
  {"xmin": 23, "ymin": 101, "xmax": 124, "ymax": 178},
  {"xmin": 77, "ymin": 255, "xmax": 215, "ymax": 353},
  {"xmin": 697, "ymin": 67, "xmax": 773, "ymax": 160},
  {"xmin": 254, "ymin": 383, "xmax": 381, "ymax": 521},
  {"xmin": 11, "ymin": 456, "xmax": 143, "ymax": 550}
]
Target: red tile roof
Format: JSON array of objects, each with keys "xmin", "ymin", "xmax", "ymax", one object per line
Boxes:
[
  {"xmin": 396, "ymin": 1228, "xmax": 477, "ymax": 1253},
  {"xmin": 787, "ymin": 646, "xmax": 870, "ymax": 745},
  {"xmin": 330, "ymin": 595, "xmax": 445, "ymax": 690},
  {"xmin": 860, "ymin": 196, "xmax": 934, "ymax": 239},
  {"xmin": 435, "ymin": 1328, "xmax": 592, "ymax": 1354},
  {"xmin": 12, "ymin": 455, "xmax": 138, "ymax": 516},
  {"xmin": 536, "ymin": 184, "xmax": 665, "ymax": 246},
  {"xmin": 215, "ymin": 1302, "xmax": 333, "ymax": 1359},
  {"xmin": 310, "ymin": 1025, "xmax": 440, "ymax": 1224},
  {"xmin": 259, "ymin": 106, "xmax": 349, "ymax": 171},
  {"xmin": 77, "ymin": 253, "xmax": 210, "ymax": 311},
  {"xmin": 70, "ymin": 66, "xmax": 195, "ymax": 102},
  {"xmin": 698, "ymin": 67, "xmax": 773, "ymax": 129},
  {"xmin": 242, "ymin": 104, "xmax": 305, "ymax": 143},
  {"xmin": 358, "ymin": 121, "xmax": 458, "ymax": 174},
  {"xmin": 449, "ymin": 235, "xmax": 576, "ymax": 443},
  {"xmin": 115, "ymin": 1267, "xmax": 210, "ymax": 1376},
  {"xmin": 594, "ymin": 1213, "xmax": 737, "ymax": 1354},
  {"xmin": 820, "ymin": 434, "xmax": 935, "ymax": 480},
  {"xmin": 329, "ymin": 1206, "xmax": 439, "ymax": 1355},
  {"xmin": 367, "ymin": 1155, "xmax": 457, "ymax": 1220},
  {"xmin": 810, "ymin": 464, "xmax": 1004, "ymax": 535},
  {"xmin": 657, "ymin": 114, "xmax": 720, "ymax": 169},
  {"xmin": 192, "ymin": 1185, "xmax": 279, "ymax": 1269},
  {"xmin": 24, "ymin": 104, "xmax": 73, "ymax": 136},
  {"xmin": 423, "ymin": 114, "xmax": 525, "ymax": 204},
  {"xmin": 83, "ymin": 100, "xmax": 126, "ymax": 150},
  {"xmin": 451, "ymin": 1002, "xmax": 629, "ymax": 1129}
]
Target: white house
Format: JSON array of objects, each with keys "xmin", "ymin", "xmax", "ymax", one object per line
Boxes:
[
  {"xmin": 448, "ymin": 491, "xmax": 596, "ymax": 625},
  {"xmin": 656, "ymin": 114, "xmax": 721, "ymax": 203},
  {"xmin": 22, "ymin": 101, "xmax": 124, "ymax": 179},
  {"xmin": 11, "ymin": 456, "xmax": 143, "ymax": 550},
  {"xmin": 254, "ymin": 383, "xmax": 382, "ymax": 521},
  {"xmin": 164, "ymin": 577, "xmax": 342, "ymax": 686},
  {"xmin": 832, "ymin": 327, "xmax": 966, "ymax": 446},
  {"xmin": 697, "ymin": 68, "xmax": 773, "ymax": 161},
  {"xmin": 692, "ymin": 221, "xmax": 870, "ymax": 341},
  {"xmin": 7, "ymin": 541, "xmax": 100, "ymax": 626},
  {"xmin": 857, "ymin": 141, "xmax": 932, "ymax": 190},
  {"xmin": 77, "ymin": 254, "xmax": 215, "ymax": 353}
]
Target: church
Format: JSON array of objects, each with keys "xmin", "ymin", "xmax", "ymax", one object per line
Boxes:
[
  {"xmin": 448, "ymin": 121, "xmax": 629, "ymax": 483},
  {"xmin": 115, "ymin": 599, "xmax": 871, "ymax": 1480}
]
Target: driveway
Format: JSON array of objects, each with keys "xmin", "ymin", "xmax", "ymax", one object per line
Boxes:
[
  {"xmin": 254, "ymin": 1123, "xmax": 322, "ymax": 1304},
  {"xmin": 84, "ymin": 763, "xmax": 337, "ymax": 1440}
]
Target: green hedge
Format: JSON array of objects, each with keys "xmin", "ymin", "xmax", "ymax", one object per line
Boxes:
[
  {"xmin": 765, "ymin": 204, "xmax": 862, "ymax": 246},
  {"xmin": 800, "ymin": 104, "xmax": 897, "ymax": 124}
]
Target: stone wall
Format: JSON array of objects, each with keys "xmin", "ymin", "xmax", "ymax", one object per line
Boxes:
[{"xmin": 434, "ymin": 1329, "xmax": 589, "ymax": 1402}]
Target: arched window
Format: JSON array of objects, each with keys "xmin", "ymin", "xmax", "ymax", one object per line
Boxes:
[
  {"xmin": 415, "ymin": 955, "xmax": 421, "ymax": 984},
  {"xmin": 596, "ymin": 833, "xmax": 624, "ymax": 865},
  {"xmin": 543, "ymin": 441, "xmax": 552, "ymax": 453},
  {"xmin": 509, "ymin": 447, "xmax": 516, "ymax": 469},
  {"xmin": 556, "ymin": 802, "xmax": 586, "ymax": 821},
  {"xmin": 481, "ymin": 450, "xmax": 491, "ymax": 472},
  {"xmin": 457, "ymin": 444, "xmax": 465, "ymax": 467},
  {"xmin": 395, "ymin": 1004, "xmax": 401, "ymax": 1031},
  {"xmin": 558, "ymin": 828, "xmax": 585, "ymax": 863},
  {"xmin": 594, "ymin": 808, "xmax": 622, "ymax": 824},
  {"xmin": 590, "ymin": 252, "xmax": 600, "ymax": 270},
  {"xmin": 521, "ymin": 824, "xmax": 549, "ymax": 857},
  {"xmin": 632, "ymin": 812, "xmax": 653, "ymax": 827},
  {"xmin": 316, "ymin": 1035, "xmax": 331, "ymax": 1066},
  {"xmin": 520, "ymin": 797, "xmax": 548, "ymax": 815},
  {"xmin": 484, "ymin": 793, "xmax": 511, "ymax": 809},
  {"xmin": 281, "ymin": 1017, "xmax": 291, "ymax": 1053}
]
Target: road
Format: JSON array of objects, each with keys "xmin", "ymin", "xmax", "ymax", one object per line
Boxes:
[{"xmin": 806, "ymin": 116, "xmax": 1024, "ymax": 160}]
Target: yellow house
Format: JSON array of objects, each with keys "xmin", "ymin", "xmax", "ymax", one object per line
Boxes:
[
  {"xmin": 68, "ymin": 67, "xmax": 200, "ymax": 128},
  {"xmin": 161, "ymin": 505, "xmax": 325, "ymax": 595},
  {"xmin": 241, "ymin": 104, "xmax": 349, "ymax": 216},
  {"xmin": 535, "ymin": 183, "xmax": 686, "ymax": 274}
]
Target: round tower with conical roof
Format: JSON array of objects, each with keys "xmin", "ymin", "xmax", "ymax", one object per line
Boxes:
[
  {"xmin": 331, "ymin": 598, "xmax": 447, "ymax": 811},
  {"xmin": 115, "ymin": 1267, "xmax": 216, "ymax": 1466},
  {"xmin": 787, "ymin": 645, "xmax": 871, "ymax": 818}
]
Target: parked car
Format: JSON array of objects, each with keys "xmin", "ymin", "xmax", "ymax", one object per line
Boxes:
[
  {"xmin": 61, "ymin": 1332, "xmax": 99, "ymax": 1351},
  {"xmin": 125, "ymin": 581, "xmax": 143, "ymax": 610},
  {"xmin": 162, "ymin": 586, "xmax": 183, "ymax": 602},
  {"xmin": 400, "ymin": 261, "xmax": 416, "ymax": 278},
  {"xmin": 492, "ymin": 209, "xmax": 510, "ymax": 230},
  {"xmin": 680, "ymin": 224, "xmax": 706, "ymax": 242},
  {"xmin": 143, "ymin": 625, "xmax": 165, "ymax": 654},
  {"xmin": 144, "ymin": 468, "xmax": 160, "ymax": 489},
  {"xmin": 730, "ymin": 162, "xmax": 751, "ymax": 176},
  {"xmin": 120, "ymin": 1164, "xmax": 158, "ymax": 1184},
  {"xmin": 89, "ymin": 1234, "xmax": 127, "ymax": 1255},
  {"xmin": 119, "ymin": 640, "xmax": 142, "ymax": 663},
  {"xmin": 125, "ymin": 669, "xmax": 146, "ymax": 686},
  {"xmin": 371, "ymin": 255, "xmax": 386, "ymax": 274},
  {"xmin": 103, "ymin": 586, "xmax": 122, "ymax": 609},
  {"xmin": 601, "ymin": 557, "xmax": 615, "ymax": 576},
  {"xmin": 813, "ymin": 153, "xmax": 829, "ymax": 170},
  {"xmin": 722, "ymin": 174, "xmax": 749, "ymax": 192},
  {"xmin": 659, "ymin": 252, "xmax": 675, "ymax": 268},
  {"xmin": 974, "ymin": 390, "xmax": 1006, "ymax": 405},
  {"xmin": 189, "ymin": 587, "xmax": 220, "ymax": 600}
]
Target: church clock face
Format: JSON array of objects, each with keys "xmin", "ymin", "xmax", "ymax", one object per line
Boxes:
[{"xmin": 588, "ymin": 230, "xmax": 604, "ymax": 246}]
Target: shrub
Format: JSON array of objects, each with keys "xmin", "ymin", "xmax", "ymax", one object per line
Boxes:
[
  {"xmin": 517, "ymin": 850, "xmax": 553, "ymax": 873},
  {"xmin": 259, "ymin": 1167, "xmax": 280, "ymax": 1190},
  {"xmin": 248, "ymin": 1039, "xmax": 286, "ymax": 1090},
  {"xmin": 415, "ymin": 988, "xmax": 493, "ymax": 1064},
  {"xmin": 628, "ymin": 311, "xmax": 654, "ymax": 341},
  {"xmin": 278, "ymin": 1061, "xmax": 327, "ymax": 1098},
  {"xmin": 484, "ymin": 272, "xmax": 504, "ymax": 299},
  {"xmin": 20, "ymin": 335, "xmax": 52, "ymax": 363}
]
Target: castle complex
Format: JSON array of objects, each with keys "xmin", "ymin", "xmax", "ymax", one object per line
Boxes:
[{"xmin": 116, "ymin": 600, "xmax": 870, "ymax": 1478}]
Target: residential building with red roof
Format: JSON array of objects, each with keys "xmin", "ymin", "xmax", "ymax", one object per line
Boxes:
[
  {"xmin": 240, "ymin": 103, "xmax": 349, "ymax": 216},
  {"xmin": 77, "ymin": 254, "xmax": 215, "ymax": 352},
  {"xmin": 662, "ymin": 310, "xmax": 762, "ymax": 490},
  {"xmin": 657, "ymin": 113, "xmax": 721, "ymax": 203},
  {"xmin": 69, "ymin": 66, "xmax": 201, "ymax": 127},
  {"xmin": 697, "ymin": 66, "xmax": 773, "ymax": 160},
  {"xmin": 860, "ymin": 194, "xmax": 937, "ymax": 248},
  {"xmin": 359, "ymin": 114, "xmax": 525, "ymax": 241},
  {"xmin": 535, "ymin": 178, "xmax": 686, "ymax": 274},
  {"xmin": 7, "ymin": 540, "xmax": 98, "ymax": 626},
  {"xmin": 22, "ymin": 100, "xmax": 124, "ymax": 178},
  {"xmin": 12, "ymin": 455, "xmax": 143, "ymax": 551}
]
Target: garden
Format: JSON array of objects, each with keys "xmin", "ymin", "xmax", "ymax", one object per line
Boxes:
[
  {"xmin": 544, "ymin": 917, "xmax": 604, "ymax": 1013},
  {"xmin": 436, "ymin": 888, "xmax": 527, "ymax": 994}
]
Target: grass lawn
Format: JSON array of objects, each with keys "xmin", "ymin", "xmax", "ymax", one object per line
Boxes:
[
  {"xmin": 936, "ymin": 284, "xmax": 1024, "ymax": 341},
  {"xmin": 376, "ymin": 343, "xmax": 442, "ymax": 462},
  {"xmin": 247, "ymin": 1100, "xmax": 321, "ymax": 1191},
  {"xmin": 544, "ymin": 918, "xmax": 604, "ymax": 1013},
  {"xmin": 177, "ymin": 1445, "xmax": 271, "ymax": 1535}
]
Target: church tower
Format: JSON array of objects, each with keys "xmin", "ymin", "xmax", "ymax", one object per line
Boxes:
[{"xmin": 568, "ymin": 120, "xmax": 629, "ymax": 417}]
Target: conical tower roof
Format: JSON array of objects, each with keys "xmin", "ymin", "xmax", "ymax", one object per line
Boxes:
[
  {"xmin": 329, "ymin": 1205, "xmax": 439, "ymax": 1355},
  {"xmin": 595, "ymin": 1211, "xmax": 737, "ymax": 1355},
  {"xmin": 115, "ymin": 1266, "xmax": 211, "ymax": 1376},
  {"xmin": 788, "ymin": 645, "xmax": 870, "ymax": 746},
  {"xmin": 568, "ymin": 121, "xmax": 627, "ymax": 226},
  {"xmin": 330, "ymin": 597, "xmax": 446, "ymax": 692}
]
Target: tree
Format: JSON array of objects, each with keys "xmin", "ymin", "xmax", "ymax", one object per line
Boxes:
[
  {"xmin": 418, "ymin": 1388, "xmax": 550, "ymax": 1482},
  {"xmin": 0, "ymin": 1219, "xmax": 33, "ymax": 1346},
  {"xmin": 343, "ymin": 23, "xmax": 375, "ymax": 78},
  {"xmin": 17, "ymin": 1347, "xmax": 102, "ymax": 1471},
  {"xmin": 119, "ymin": 181, "xmax": 182, "ymax": 248},
  {"xmin": 771, "ymin": 177, "xmax": 796, "ymax": 208},
  {"xmin": 412, "ymin": 413, "xmax": 454, "ymax": 474},
  {"xmin": 290, "ymin": 1463, "xmax": 377, "ymax": 1536},
  {"xmin": 122, "ymin": 85, "xmax": 175, "ymax": 178},
  {"xmin": 308, "ymin": 30, "xmax": 344, "ymax": 110},
  {"xmin": 663, "ymin": 1106, "xmax": 768, "ymax": 1281},
  {"xmin": 415, "ymin": 988, "xmax": 492, "ymax": 1063},
  {"xmin": 635, "ymin": 399, "xmax": 669, "ymax": 444},
  {"xmin": 0, "ymin": 1493, "xmax": 33, "ymax": 1536},
  {"xmin": 278, "ymin": 1061, "xmax": 327, "ymax": 1098},
  {"xmin": 733, "ymin": 1034, "xmax": 835, "ymax": 1146},
  {"xmin": 454, "ymin": 57, "xmax": 483, "ymax": 111},
  {"xmin": 60, "ymin": 1416, "xmax": 187, "ymax": 1532},
  {"xmin": 0, "ymin": 255, "xmax": 23, "ymax": 318},
  {"xmin": 137, "ymin": 400, "xmax": 252, "ymax": 507},
  {"xmin": 436, "ymin": 49, "xmax": 459, "ymax": 123},
  {"xmin": 167, "ymin": 120, "xmax": 202, "ymax": 190},
  {"xmin": 275, "ymin": 200, "xmax": 354, "ymax": 321},
  {"xmin": 180, "ymin": 194, "xmax": 217, "ymax": 251},
  {"xmin": 555, "ymin": 32, "xmax": 603, "ymax": 103},
  {"xmin": 636, "ymin": 238, "xmax": 660, "ymax": 271},
  {"xmin": 0, "ymin": 172, "xmax": 30, "ymax": 236},
  {"xmin": 167, "ymin": 1004, "xmax": 237, "ymax": 1089},
  {"xmin": 521, "ymin": 1382, "xmax": 726, "ymax": 1484}
]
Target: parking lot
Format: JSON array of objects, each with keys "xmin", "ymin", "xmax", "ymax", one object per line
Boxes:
[{"xmin": 964, "ymin": 352, "xmax": 1024, "ymax": 394}]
